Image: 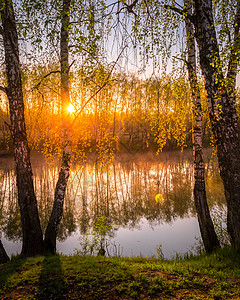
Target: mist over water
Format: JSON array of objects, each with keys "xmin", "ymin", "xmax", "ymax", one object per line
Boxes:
[{"xmin": 0, "ymin": 149, "xmax": 225, "ymax": 259}]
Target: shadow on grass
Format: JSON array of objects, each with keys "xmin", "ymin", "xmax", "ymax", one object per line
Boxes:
[
  {"xmin": 0, "ymin": 254, "xmax": 25, "ymax": 296},
  {"xmin": 37, "ymin": 254, "xmax": 68, "ymax": 300}
]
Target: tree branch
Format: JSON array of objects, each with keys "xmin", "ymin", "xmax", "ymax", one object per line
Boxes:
[
  {"xmin": 117, "ymin": 0, "xmax": 139, "ymax": 16},
  {"xmin": 164, "ymin": 5, "xmax": 195, "ymax": 25},
  {"xmin": 40, "ymin": 83, "xmax": 61, "ymax": 96},
  {"xmin": 72, "ymin": 46, "xmax": 127, "ymax": 125},
  {"xmin": 4, "ymin": 121, "xmax": 11, "ymax": 128},
  {"xmin": 143, "ymin": 0, "xmax": 155, "ymax": 22},
  {"xmin": 0, "ymin": 86, "xmax": 7, "ymax": 95},
  {"xmin": 173, "ymin": 55, "xmax": 196, "ymax": 76},
  {"xmin": 32, "ymin": 70, "xmax": 60, "ymax": 90},
  {"xmin": 172, "ymin": 55, "xmax": 188, "ymax": 65},
  {"xmin": 123, "ymin": 0, "xmax": 138, "ymax": 13},
  {"xmin": 68, "ymin": 59, "xmax": 75, "ymax": 71}
]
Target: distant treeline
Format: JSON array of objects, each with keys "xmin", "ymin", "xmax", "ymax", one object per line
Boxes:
[{"xmin": 0, "ymin": 70, "xmax": 239, "ymax": 155}]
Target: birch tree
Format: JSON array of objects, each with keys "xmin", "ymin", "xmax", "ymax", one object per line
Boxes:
[
  {"xmin": 186, "ymin": 0, "xmax": 240, "ymax": 247},
  {"xmin": 184, "ymin": 0, "xmax": 220, "ymax": 252},
  {"xmin": 0, "ymin": 0, "xmax": 45, "ymax": 257},
  {"xmin": 117, "ymin": 0, "xmax": 240, "ymax": 247},
  {"xmin": 164, "ymin": 0, "xmax": 240, "ymax": 246},
  {"xmin": 44, "ymin": 0, "xmax": 71, "ymax": 253},
  {"xmin": 0, "ymin": 0, "xmax": 111, "ymax": 257}
]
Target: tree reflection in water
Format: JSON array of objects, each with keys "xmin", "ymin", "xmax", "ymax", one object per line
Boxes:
[{"xmin": 0, "ymin": 150, "xmax": 225, "ymax": 257}]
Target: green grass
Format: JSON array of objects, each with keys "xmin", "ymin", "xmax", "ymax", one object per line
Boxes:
[{"xmin": 1, "ymin": 246, "xmax": 240, "ymax": 299}]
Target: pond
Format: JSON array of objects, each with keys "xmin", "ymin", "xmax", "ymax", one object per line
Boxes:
[{"xmin": 0, "ymin": 149, "xmax": 226, "ymax": 259}]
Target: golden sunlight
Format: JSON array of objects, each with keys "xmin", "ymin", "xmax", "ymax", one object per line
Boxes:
[{"xmin": 67, "ymin": 103, "xmax": 75, "ymax": 114}]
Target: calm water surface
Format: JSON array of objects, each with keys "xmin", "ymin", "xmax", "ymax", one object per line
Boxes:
[{"xmin": 0, "ymin": 150, "xmax": 225, "ymax": 259}]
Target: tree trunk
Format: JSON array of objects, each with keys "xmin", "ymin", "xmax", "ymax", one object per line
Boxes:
[
  {"xmin": 0, "ymin": 0, "xmax": 44, "ymax": 257},
  {"xmin": 194, "ymin": 0, "xmax": 240, "ymax": 246},
  {"xmin": 184, "ymin": 1, "xmax": 220, "ymax": 252},
  {"xmin": 44, "ymin": 0, "xmax": 71, "ymax": 253},
  {"xmin": 0, "ymin": 240, "xmax": 9, "ymax": 263}
]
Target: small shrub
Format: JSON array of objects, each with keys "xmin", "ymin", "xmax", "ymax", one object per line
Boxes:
[
  {"xmin": 75, "ymin": 216, "xmax": 113, "ymax": 256},
  {"xmin": 156, "ymin": 244, "xmax": 164, "ymax": 260}
]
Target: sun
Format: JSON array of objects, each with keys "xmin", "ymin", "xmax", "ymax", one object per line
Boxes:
[{"xmin": 67, "ymin": 103, "xmax": 75, "ymax": 114}]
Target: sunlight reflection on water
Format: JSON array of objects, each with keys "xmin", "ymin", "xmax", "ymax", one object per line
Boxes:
[{"xmin": 0, "ymin": 150, "xmax": 225, "ymax": 258}]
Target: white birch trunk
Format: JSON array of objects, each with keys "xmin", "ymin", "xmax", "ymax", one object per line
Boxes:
[
  {"xmin": 0, "ymin": 0, "xmax": 44, "ymax": 257},
  {"xmin": 44, "ymin": 0, "xmax": 71, "ymax": 252},
  {"xmin": 185, "ymin": 0, "xmax": 220, "ymax": 252},
  {"xmin": 194, "ymin": 0, "xmax": 240, "ymax": 246}
]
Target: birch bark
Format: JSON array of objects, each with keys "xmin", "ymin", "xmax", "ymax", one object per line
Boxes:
[
  {"xmin": 44, "ymin": 0, "xmax": 71, "ymax": 252},
  {"xmin": 0, "ymin": 0, "xmax": 44, "ymax": 257},
  {"xmin": 184, "ymin": 1, "xmax": 220, "ymax": 252},
  {"xmin": 193, "ymin": 0, "xmax": 240, "ymax": 246}
]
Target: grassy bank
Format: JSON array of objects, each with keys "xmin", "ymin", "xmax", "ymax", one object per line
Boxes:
[{"xmin": 0, "ymin": 247, "xmax": 240, "ymax": 299}]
